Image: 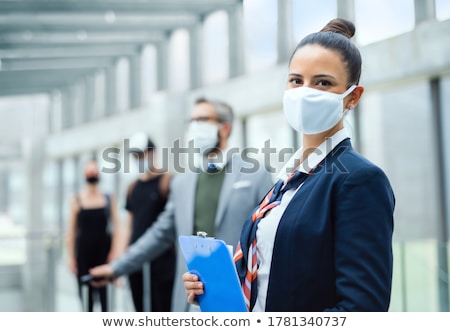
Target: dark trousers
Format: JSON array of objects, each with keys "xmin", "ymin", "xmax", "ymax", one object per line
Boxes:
[
  {"xmin": 77, "ymin": 281, "xmax": 108, "ymax": 312},
  {"xmin": 128, "ymin": 268, "xmax": 173, "ymax": 312}
]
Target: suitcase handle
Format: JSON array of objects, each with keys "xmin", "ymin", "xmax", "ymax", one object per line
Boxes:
[{"xmin": 80, "ymin": 274, "xmax": 112, "ymax": 284}]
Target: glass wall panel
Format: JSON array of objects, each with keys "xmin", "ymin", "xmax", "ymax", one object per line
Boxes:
[
  {"xmin": 8, "ymin": 167, "xmax": 25, "ymax": 227},
  {"xmin": 169, "ymin": 29, "xmax": 190, "ymax": 92},
  {"xmin": 355, "ymin": 0, "xmax": 415, "ymax": 45},
  {"xmin": 292, "ymin": 0, "xmax": 337, "ymax": 44},
  {"xmin": 245, "ymin": 110, "xmax": 294, "ymax": 180},
  {"xmin": 141, "ymin": 45, "xmax": 157, "ymax": 104},
  {"xmin": 203, "ymin": 11, "xmax": 229, "ymax": 84},
  {"xmin": 116, "ymin": 57, "xmax": 130, "ymax": 112},
  {"xmin": 361, "ymin": 80, "xmax": 445, "ymax": 311},
  {"xmin": 436, "ymin": 0, "xmax": 450, "ymax": 21},
  {"xmin": 0, "ymin": 164, "xmax": 26, "ymax": 263},
  {"xmin": 94, "ymin": 70, "xmax": 106, "ymax": 118},
  {"xmin": 61, "ymin": 158, "xmax": 76, "ymax": 235},
  {"xmin": 360, "ymin": 81, "xmax": 437, "ymax": 240},
  {"xmin": 42, "ymin": 160, "xmax": 58, "ymax": 232},
  {"xmin": 391, "ymin": 240, "xmax": 440, "ymax": 311},
  {"xmin": 243, "ymin": 0, "xmax": 277, "ymax": 72},
  {"xmin": 228, "ymin": 117, "xmax": 244, "ymax": 151}
]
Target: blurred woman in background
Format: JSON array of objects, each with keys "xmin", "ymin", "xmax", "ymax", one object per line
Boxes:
[{"xmin": 67, "ymin": 160, "xmax": 121, "ymax": 312}]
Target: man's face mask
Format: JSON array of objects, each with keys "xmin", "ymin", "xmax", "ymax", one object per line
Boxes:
[{"xmin": 187, "ymin": 121, "xmax": 220, "ymax": 155}]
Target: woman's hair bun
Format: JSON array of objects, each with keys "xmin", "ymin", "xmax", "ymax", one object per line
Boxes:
[{"xmin": 320, "ymin": 18, "xmax": 355, "ymax": 39}]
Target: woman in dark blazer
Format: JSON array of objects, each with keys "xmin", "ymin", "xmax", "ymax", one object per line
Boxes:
[{"xmin": 183, "ymin": 18, "xmax": 395, "ymax": 312}]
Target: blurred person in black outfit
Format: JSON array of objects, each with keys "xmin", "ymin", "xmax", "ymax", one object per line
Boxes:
[
  {"xmin": 123, "ymin": 132, "xmax": 175, "ymax": 312},
  {"xmin": 67, "ymin": 159, "xmax": 121, "ymax": 311}
]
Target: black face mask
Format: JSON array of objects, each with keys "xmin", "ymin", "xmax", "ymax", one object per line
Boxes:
[{"xmin": 86, "ymin": 176, "xmax": 99, "ymax": 184}]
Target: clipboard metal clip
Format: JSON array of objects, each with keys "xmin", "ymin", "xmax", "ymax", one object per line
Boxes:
[{"xmin": 196, "ymin": 231, "xmax": 208, "ymax": 238}]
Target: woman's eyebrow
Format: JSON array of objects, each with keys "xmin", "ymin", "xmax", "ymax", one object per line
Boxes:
[
  {"xmin": 313, "ymin": 74, "xmax": 337, "ymax": 80},
  {"xmin": 288, "ymin": 73, "xmax": 337, "ymax": 80}
]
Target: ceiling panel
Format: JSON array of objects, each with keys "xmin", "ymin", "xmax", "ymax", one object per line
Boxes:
[
  {"xmin": 0, "ymin": 13, "xmax": 199, "ymax": 31},
  {"xmin": 0, "ymin": 45, "xmax": 140, "ymax": 60},
  {"xmin": 0, "ymin": 0, "xmax": 239, "ymax": 13},
  {"xmin": 0, "ymin": 68, "xmax": 96, "ymax": 95},
  {"xmin": 0, "ymin": 0, "xmax": 242, "ymax": 96}
]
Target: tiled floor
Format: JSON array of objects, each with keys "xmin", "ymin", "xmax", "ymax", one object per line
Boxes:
[
  {"xmin": 0, "ymin": 220, "xmax": 135, "ymax": 312},
  {"xmin": 0, "ymin": 258, "xmax": 134, "ymax": 312},
  {"xmin": 56, "ymin": 259, "xmax": 135, "ymax": 312}
]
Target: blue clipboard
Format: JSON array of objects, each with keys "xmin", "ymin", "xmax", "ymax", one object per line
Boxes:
[{"xmin": 178, "ymin": 235, "xmax": 248, "ymax": 312}]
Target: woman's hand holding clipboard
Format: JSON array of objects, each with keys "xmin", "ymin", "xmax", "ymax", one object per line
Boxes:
[{"xmin": 178, "ymin": 233, "xmax": 247, "ymax": 312}]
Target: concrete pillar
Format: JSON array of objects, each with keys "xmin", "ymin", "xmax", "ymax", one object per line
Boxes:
[
  {"xmin": 129, "ymin": 52, "xmax": 143, "ymax": 109},
  {"xmin": 70, "ymin": 83, "xmax": 84, "ymax": 127},
  {"xmin": 156, "ymin": 38, "xmax": 169, "ymax": 91},
  {"xmin": 56, "ymin": 159, "xmax": 64, "ymax": 235},
  {"xmin": 141, "ymin": 45, "xmax": 157, "ymax": 103},
  {"xmin": 277, "ymin": 0, "xmax": 294, "ymax": 64},
  {"xmin": 22, "ymin": 136, "xmax": 53, "ymax": 311},
  {"xmin": 60, "ymin": 88, "xmax": 73, "ymax": 129},
  {"xmin": 189, "ymin": 20, "xmax": 203, "ymax": 89},
  {"xmin": 336, "ymin": 0, "xmax": 359, "ymax": 149},
  {"xmin": 94, "ymin": 71, "xmax": 106, "ymax": 118},
  {"xmin": 105, "ymin": 62, "xmax": 117, "ymax": 116},
  {"xmin": 73, "ymin": 155, "xmax": 81, "ymax": 194},
  {"xmin": 337, "ymin": 0, "xmax": 356, "ymax": 22},
  {"xmin": 116, "ymin": 57, "xmax": 130, "ymax": 112},
  {"xmin": 430, "ymin": 78, "xmax": 449, "ymax": 312},
  {"xmin": 414, "ymin": 0, "xmax": 436, "ymax": 25},
  {"xmin": 0, "ymin": 170, "xmax": 8, "ymax": 213},
  {"xmin": 227, "ymin": 5, "xmax": 245, "ymax": 77},
  {"xmin": 48, "ymin": 90, "xmax": 62, "ymax": 134},
  {"xmin": 83, "ymin": 75, "xmax": 95, "ymax": 123}
]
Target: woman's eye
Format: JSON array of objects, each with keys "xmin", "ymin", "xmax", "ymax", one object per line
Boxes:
[
  {"xmin": 291, "ymin": 78, "xmax": 302, "ymax": 85},
  {"xmin": 317, "ymin": 80, "xmax": 332, "ymax": 86}
]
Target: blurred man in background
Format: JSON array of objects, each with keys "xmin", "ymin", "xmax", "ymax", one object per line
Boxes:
[{"xmin": 90, "ymin": 97, "xmax": 273, "ymax": 311}]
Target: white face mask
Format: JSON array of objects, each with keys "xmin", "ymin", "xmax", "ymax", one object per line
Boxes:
[
  {"xmin": 187, "ymin": 121, "xmax": 219, "ymax": 155},
  {"xmin": 283, "ymin": 85, "xmax": 356, "ymax": 134}
]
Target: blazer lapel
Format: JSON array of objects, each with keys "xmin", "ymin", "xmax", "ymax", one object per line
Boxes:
[
  {"xmin": 215, "ymin": 155, "xmax": 240, "ymax": 228},
  {"xmin": 181, "ymin": 172, "xmax": 199, "ymax": 235}
]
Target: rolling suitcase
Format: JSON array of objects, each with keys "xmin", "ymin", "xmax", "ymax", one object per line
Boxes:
[{"xmin": 80, "ymin": 274, "xmax": 112, "ymax": 312}]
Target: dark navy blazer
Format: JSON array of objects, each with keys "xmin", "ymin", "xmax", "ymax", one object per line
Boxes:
[{"xmin": 264, "ymin": 138, "xmax": 395, "ymax": 312}]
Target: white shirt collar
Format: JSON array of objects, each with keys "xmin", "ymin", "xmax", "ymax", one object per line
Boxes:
[
  {"xmin": 208, "ymin": 147, "xmax": 231, "ymax": 170},
  {"xmin": 277, "ymin": 128, "xmax": 349, "ymax": 182},
  {"xmin": 194, "ymin": 147, "xmax": 231, "ymax": 171}
]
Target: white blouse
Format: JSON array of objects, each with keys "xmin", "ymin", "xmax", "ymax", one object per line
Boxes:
[{"xmin": 252, "ymin": 128, "xmax": 349, "ymax": 312}]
